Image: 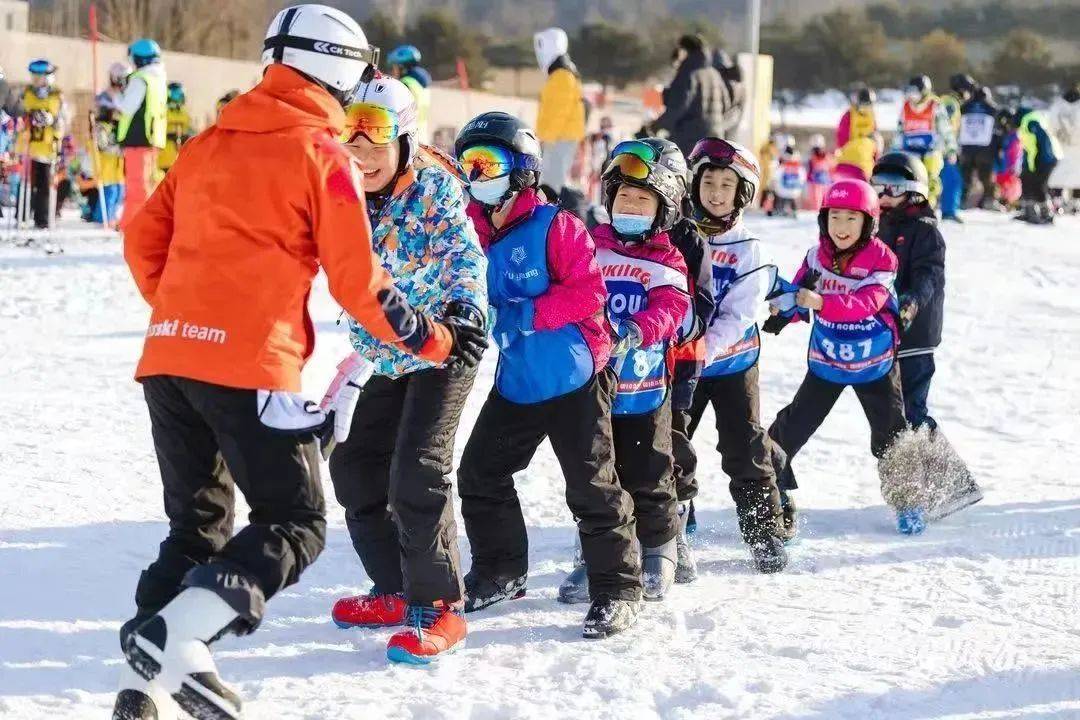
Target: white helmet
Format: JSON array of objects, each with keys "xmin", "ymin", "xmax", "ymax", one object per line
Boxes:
[
  {"xmin": 534, "ymin": 28, "xmax": 568, "ymax": 72},
  {"xmin": 809, "ymin": 133, "xmax": 826, "ymax": 149},
  {"xmin": 108, "ymin": 61, "xmax": 132, "ymax": 86},
  {"xmin": 343, "ymin": 76, "xmax": 419, "ymax": 163},
  {"xmin": 262, "ymin": 4, "xmax": 379, "ymax": 101}
]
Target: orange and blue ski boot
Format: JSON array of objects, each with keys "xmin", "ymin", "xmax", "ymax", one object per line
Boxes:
[
  {"xmin": 331, "ymin": 592, "xmax": 408, "ymax": 629},
  {"xmin": 386, "ymin": 600, "xmax": 467, "ymax": 665}
]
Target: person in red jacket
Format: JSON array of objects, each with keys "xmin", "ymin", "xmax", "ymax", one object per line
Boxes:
[{"xmin": 113, "ymin": 7, "xmax": 486, "ymax": 720}]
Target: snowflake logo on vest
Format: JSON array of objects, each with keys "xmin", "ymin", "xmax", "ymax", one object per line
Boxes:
[{"xmin": 510, "ymin": 246, "xmax": 526, "ymax": 265}]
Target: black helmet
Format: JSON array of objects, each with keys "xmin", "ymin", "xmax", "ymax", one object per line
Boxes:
[
  {"xmin": 601, "ymin": 137, "xmax": 688, "ymax": 237},
  {"xmin": 455, "ymin": 111, "xmax": 542, "ymax": 194},
  {"xmin": 871, "ymin": 151, "xmax": 929, "ymax": 200},
  {"xmin": 853, "ymin": 86, "xmax": 876, "ymax": 106},
  {"xmin": 949, "ymin": 73, "xmax": 976, "ymax": 96},
  {"xmin": 907, "ymin": 75, "xmax": 932, "ymax": 95}
]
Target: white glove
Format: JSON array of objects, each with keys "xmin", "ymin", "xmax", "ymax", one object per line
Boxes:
[
  {"xmin": 319, "ymin": 352, "xmax": 375, "ymax": 445},
  {"xmin": 256, "ymin": 390, "xmax": 327, "ymax": 433}
]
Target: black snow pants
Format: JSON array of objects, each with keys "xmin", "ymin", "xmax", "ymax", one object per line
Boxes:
[
  {"xmin": 457, "ymin": 370, "xmax": 641, "ymax": 601},
  {"xmin": 328, "ymin": 367, "xmax": 476, "ymax": 605},
  {"xmin": 133, "ymin": 375, "xmax": 326, "ymax": 630},
  {"xmin": 768, "ymin": 364, "xmax": 907, "ymax": 491},
  {"xmin": 687, "ymin": 365, "xmax": 784, "ymax": 542},
  {"xmin": 613, "ymin": 396, "xmax": 678, "ymax": 549}
]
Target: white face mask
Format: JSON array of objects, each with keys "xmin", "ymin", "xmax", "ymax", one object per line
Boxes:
[{"xmin": 469, "ymin": 176, "xmax": 512, "ymax": 206}]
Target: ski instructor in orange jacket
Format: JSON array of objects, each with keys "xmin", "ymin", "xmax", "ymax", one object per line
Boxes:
[{"xmin": 113, "ymin": 6, "xmax": 487, "ymax": 720}]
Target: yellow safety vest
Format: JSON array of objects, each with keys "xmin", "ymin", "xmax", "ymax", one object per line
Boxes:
[
  {"xmin": 848, "ymin": 105, "xmax": 877, "ymax": 139},
  {"xmin": 118, "ymin": 66, "xmax": 167, "ymax": 149},
  {"xmin": 1018, "ymin": 112, "xmax": 1062, "ymax": 172},
  {"xmin": 158, "ymin": 105, "xmax": 193, "ymax": 171},
  {"xmin": 401, "ymin": 75, "xmax": 430, "ymax": 140},
  {"xmin": 21, "ymin": 87, "xmax": 63, "ymax": 162}
]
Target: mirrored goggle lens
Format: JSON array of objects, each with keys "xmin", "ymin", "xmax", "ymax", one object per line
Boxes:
[
  {"xmin": 610, "ymin": 140, "xmax": 659, "ymax": 163},
  {"xmin": 693, "ymin": 138, "xmax": 737, "ymax": 162},
  {"xmin": 458, "ymin": 145, "xmax": 515, "ymax": 180},
  {"xmin": 341, "ymin": 103, "xmax": 399, "ymax": 144},
  {"xmin": 871, "ymin": 176, "xmax": 919, "ymax": 197},
  {"xmin": 606, "ymin": 152, "xmax": 651, "ymax": 180}
]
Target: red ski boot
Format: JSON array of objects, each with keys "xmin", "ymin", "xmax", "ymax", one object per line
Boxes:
[
  {"xmin": 331, "ymin": 593, "xmax": 407, "ymax": 629},
  {"xmin": 386, "ymin": 601, "xmax": 467, "ymax": 665}
]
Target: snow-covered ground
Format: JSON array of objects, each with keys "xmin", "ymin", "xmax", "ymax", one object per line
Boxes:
[{"xmin": 1, "ymin": 210, "xmax": 1078, "ymax": 719}]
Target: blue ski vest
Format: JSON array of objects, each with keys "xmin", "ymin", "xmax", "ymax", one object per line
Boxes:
[
  {"xmin": 487, "ymin": 205, "xmax": 594, "ymax": 404},
  {"xmin": 804, "ymin": 250, "xmax": 898, "ymax": 385},
  {"xmin": 597, "ymin": 247, "xmax": 687, "ymax": 416}
]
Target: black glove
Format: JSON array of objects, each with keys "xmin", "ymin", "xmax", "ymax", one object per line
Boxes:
[
  {"xmin": 799, "ymin": 268, "xmax": 822, "ymax": 291},
  {"xmin": 762, "ymin": 314, "xmax": 792, "ymax": 335},
  {"xmin": 443, "ymin": 301, "xmax": 488, "ymax": 372}
]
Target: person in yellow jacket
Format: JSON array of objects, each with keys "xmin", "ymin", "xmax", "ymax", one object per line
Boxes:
[
  {"xmin": 21, "ymin": 59, "xmax": 67, "ymax": 229},
  {"xmin": 116, "ymin": 38, "xmax": 166, "ymax": 230},
  {"xmin": 158, "ymin": 82, "xmax": 193, "ymax": 173},
  {"xmin": 534, "ymin": 27, "xmax": 585, "ymax": 197}
]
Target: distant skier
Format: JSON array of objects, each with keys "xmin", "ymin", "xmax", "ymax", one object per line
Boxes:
[
  {"xmin": 805, "ymin": 133, "xmax": 834, "ymax": 210},
  {"xmin": 157, "ymin": 81, "xmax": 193, "ymax": 174},
  {"xmin": 1014, "ymin": 106, "xmax": 1060, "ymax": 224},
  {"xmin": 20, "ymin": 59, "xmax": 67, "ymax": 230},
  {"xmin": 894, "ymin": 75, "xmax": 956, "ymax": 209},
  {"xmin": 115, "ymin": 39, "xmax": 166, "ymax": 230},
  {"xmin": 386, "ymin": 44, "xmax": 431, "ymax": 141},
  {"xmin": 958, "ymin": 85, "xmax": 1000, "ymax": 209},
  {"xmin": 769, "ymin": 136, "xmax": 805, "ymax": 217}
]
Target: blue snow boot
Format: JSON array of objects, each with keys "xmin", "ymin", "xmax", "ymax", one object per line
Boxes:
[{"xmin": 896, "ymin": 508, "xmax": 927, "ymax": 535}]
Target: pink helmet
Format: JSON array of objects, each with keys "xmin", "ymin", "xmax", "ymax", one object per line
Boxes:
[
  {"xmin": 821, "ymin": 178, "xmax": 879, "ymax": 218},
  {"xmin": 819, "ymin": 178, "xmax": 880, "ymax": 242}
]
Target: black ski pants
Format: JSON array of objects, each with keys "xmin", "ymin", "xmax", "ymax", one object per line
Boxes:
[
  {"xmin": 613, "ymin": 396, "xmax": 678, "ymax": 549},
  {"xmin": 768, "ymin": 364, "xmax": 907, "ymax": 491},
  {"xmin": 457, "ymin": 370, "xmax": 641, "ymax": 601},
  {"xmin": 328, "ymin": 367, "xmax": 476, "ymax": 605},
  {"xmin": 133, "ymin": 376, "xmax": 325, "ymax": 625},
  {"xmin": 31, "ymin": 159, "xmax": 52, "ymax": 229},
  {"xmin": 687, "ymin": 365, "xmax": 784, "ymax": 542}
]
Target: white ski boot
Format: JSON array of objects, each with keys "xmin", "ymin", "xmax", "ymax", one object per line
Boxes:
[
  {"xmin": 123, "ymin": 587, "xmax": 243, "ymax": 720},
  {"xmin": 112, "ymin": 664, "xmax": 178, "ymax": 720}
]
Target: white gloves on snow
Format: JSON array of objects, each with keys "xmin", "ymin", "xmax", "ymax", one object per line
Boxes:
[{"xmin": 256, "ymin": 353, "xmax": 374, "ymax": 457}]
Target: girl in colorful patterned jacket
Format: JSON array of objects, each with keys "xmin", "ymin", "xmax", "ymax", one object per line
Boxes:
[
  {"xmin": 764, "ymin": 179, "xmax": 916, "ymax": 534},
  {"xmin": 327, "ymin": 77, "xmax": 489, "ymax": 665},
  {"xmin": 557, "ymin": 138, "xmax": 692, "ymax": 605},
  {"xmin": 453, "ymin": 111, "xmax": 643, "ymax": 641}
]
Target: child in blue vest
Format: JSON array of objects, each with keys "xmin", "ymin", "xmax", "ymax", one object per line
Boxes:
[
  {"xmin": 682, "ymin": 137, "xmax": 792, "ymax": 574},
  {"xmin": 764, "ymin": 179, "xmax": 916, "ymax": 533},
  {"xmin": 454, "ymin": 112, "xmax": 642, "ymax": 639},
  {"xmin": 558, "ymin": 138, "xmax": 692, "ymax": 603}
]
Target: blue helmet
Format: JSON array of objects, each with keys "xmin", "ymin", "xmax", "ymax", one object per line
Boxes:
[
  {"xmin": 129, "ymin": 38, "xmax": 162, "ymax": 66},
  {"xmin": 167, "ymin": 82, "xmax": 185, "ymax": 105},
  {"xmin": 387, "ymin": 45, "xmax": 421, "ymax": 67},
  {"xmin": 28, "ymin": 59, "xmax": 56, "ymax": 75}
]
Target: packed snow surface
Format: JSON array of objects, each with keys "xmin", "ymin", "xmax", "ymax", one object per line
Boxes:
[{"xmin": 1, "ymin": 210, "xmax": 1078, "ymax": 719}]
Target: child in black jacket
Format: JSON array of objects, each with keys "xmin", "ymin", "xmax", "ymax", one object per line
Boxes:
[{"xmin": 871, "ymin": 151, "xmax": 982, "ymax": 524}]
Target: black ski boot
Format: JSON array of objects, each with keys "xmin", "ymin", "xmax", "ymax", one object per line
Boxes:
[
  {"xmin": 749, "ymin": 534, "xmax": 789, "ymax": 574},
  {"xmin": 463, "ymin": 569, "xmax": 527, "ymax": 613},
  {"xmin": 779, "ymin": 489, "xmax": 798, "ymax": 542},
  {"xmin": 582, "ymin": 595, "xmax": 640, "ymax": 639}
]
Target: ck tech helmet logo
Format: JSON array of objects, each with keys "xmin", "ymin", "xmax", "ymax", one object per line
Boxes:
[{"xmin": 313, "ymin": 41, "xmax": 364, "ymax": 60}]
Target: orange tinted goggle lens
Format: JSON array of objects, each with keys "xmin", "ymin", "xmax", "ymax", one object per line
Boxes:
[
  {"xmin": 458, "ymin": 145, "xmax": 515, "ymax": 180},
  {"xmin": 607, "ymin": 152, "xmax": 651, "ymax": 180},
  {"xmin": 341, "ymin": 103, "xmax": 399, "ymax": 144}
]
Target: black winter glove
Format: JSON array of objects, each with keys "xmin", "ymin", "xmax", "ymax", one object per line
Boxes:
[
  {"xmin": 443, "ymin": 301, "xmax": 488, "ymax": 372},
  {"xmin": 762, "ymin": 314, "xmax": 793, "ymax": 335}
]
